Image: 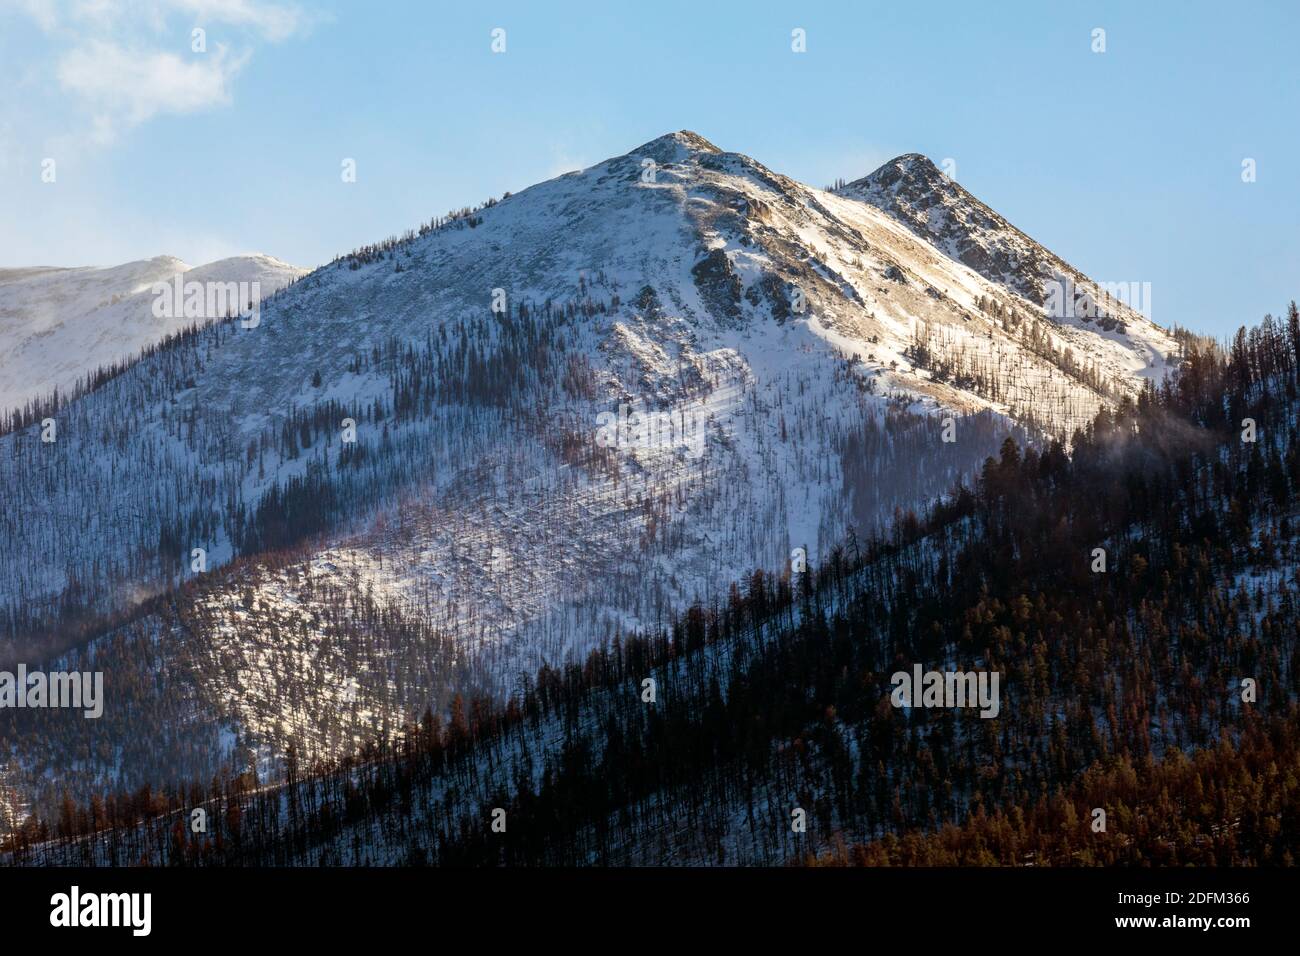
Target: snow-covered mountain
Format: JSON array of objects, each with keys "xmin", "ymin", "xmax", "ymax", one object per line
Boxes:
[
  {"xmin": 0, "ymin": 131, "xmax": 1182, "ymax": 814},
  {"xmin": 839, "ymin": 155, "xmax": 1151, "ymax": 326},
  {"xmin": 0, "ymin": 254, "xmax": 306, "ymax": 415}
]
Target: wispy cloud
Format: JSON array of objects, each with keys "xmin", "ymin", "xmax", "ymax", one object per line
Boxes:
[
  {"xmin": 58, "ymin": 40, "xmax": 250, "ymax": 142},
  {"xmin": 6, "ymin": 0, "xmax": 60, "ymax": 30},
  {"xmin": 2, "ymin": 0, "xmax": 313, "ymax": 145},
  {"xmin": 165, "ymin": 0, "xmax": 310, "ymax": 42}
]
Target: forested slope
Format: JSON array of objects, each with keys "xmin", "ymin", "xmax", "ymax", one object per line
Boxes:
[{"xmin": 11, "ymin": 306, "xmax": 1299, "ymax": 866}]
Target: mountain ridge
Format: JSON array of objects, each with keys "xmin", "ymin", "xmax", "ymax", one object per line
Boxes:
[
  {"xmin": 0, "ymin": 130, "xmax": 1184, "ymax": 821},
  {"xmin": 837, "ymin": 152, "xmax": 1149, "ymax": 332},
  {"xmin": 0, "ymin": 253, "xmax": 307, "ymax": 414}
]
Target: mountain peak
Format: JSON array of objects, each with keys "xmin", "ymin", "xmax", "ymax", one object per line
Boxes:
[
  {"xmin": 846, "ymin": 153, "xmax": 951, "ymax": 197},
  {"xmin": 837, "ymin": 154, "xmax": 1088, "ymax": 310},
  {"xmin": 887, "ymin": 152, "xmax": 940, "ymax": 169},
  {"xmin": 0, "ymin": 129, "xmax": 1183, "ymax": 833},
  {"xmin": 630, "ymin": 130, "xmax": 722, "ymax": 164}
]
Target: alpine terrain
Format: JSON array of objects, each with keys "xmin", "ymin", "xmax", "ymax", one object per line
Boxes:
[{"xmin": 1, "ymin": 132, "xmax": 1197, "ymax": 847}]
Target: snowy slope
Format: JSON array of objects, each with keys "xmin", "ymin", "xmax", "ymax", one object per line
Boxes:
[
  {"xmin": 0, "ymin": 254, "xmax": 306, "ymax": 414},
  {"xmin": 837, "ymin": 154, "xmax": 1174, "ymax": 380},
  {"xmin": 0, "ymin": 131, "xmax": 1183, "ymax": 812}
]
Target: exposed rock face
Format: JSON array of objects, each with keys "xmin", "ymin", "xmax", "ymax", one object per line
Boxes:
[{"xmin": 837, "ymin": 154, "xmax": 1120, "ymax": 318}]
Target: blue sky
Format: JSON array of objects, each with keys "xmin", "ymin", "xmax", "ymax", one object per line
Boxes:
[{"xmin": 1, "ymin": 0, "xmax": 1296, "ymax": 337}]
